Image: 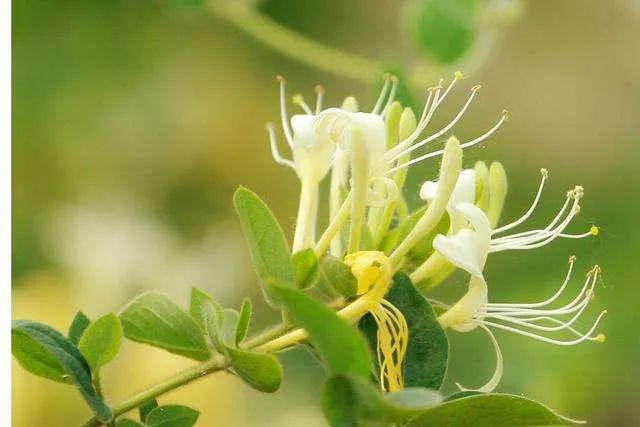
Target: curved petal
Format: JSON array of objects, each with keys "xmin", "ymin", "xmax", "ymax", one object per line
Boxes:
[
  {"xmin": 291, "ymin": 114, "xmax": 335, "ymax": 182},
  {"xmin": 433, "ymin": 230, "xmax": 487, "ymax": 278},
  {"xmin": 454, "ymin": 202, "xmax": 492, "ymax": 244},
  {"xmin": 456, "ymin": 324, "xmax": 503, "ymax": 393},
  {"xmin": 420, "ymin": 169, "xmax": 476, "ymax": 232},
  {"xmin": 437, "ymin": 275, "xmax": 488, "ymax": 331}
]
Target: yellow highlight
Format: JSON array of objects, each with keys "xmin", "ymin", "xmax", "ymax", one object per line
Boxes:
[
  {"xmin": 595, "ymin": 333, "xmax": 606, "ymax": 343},
  {"xmin": 591, "ymin": 225, "xmax": 600, "ymax": 236}
]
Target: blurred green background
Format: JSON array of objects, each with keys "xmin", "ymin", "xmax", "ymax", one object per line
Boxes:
[{"xmin": 12, "ymin": 0, "xmax": 640, "ymax": 425}]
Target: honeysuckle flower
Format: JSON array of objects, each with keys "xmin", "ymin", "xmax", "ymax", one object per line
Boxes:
[
  {"xmin": 268, "ymin": 73, "xmax": 508, "ymax": 256},
  {"xmin": 420, "ymin": 168, "xmax": 476, "ymax": 233},
  {"xmin": 343, "ymin": 251, "xmax": 408, "ymax": 392},
  {"xmin": 432, "ymin": 171, "xmax": 603, "ymax": 392}
]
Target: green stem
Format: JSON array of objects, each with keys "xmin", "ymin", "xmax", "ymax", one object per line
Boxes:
[
  {"xmin": 82, "ymin": 355, "xmax": 228, "ymax": 427},
  {"xmin": 209, "ymin": 2, "xmax": 381, "ymax": 83}
]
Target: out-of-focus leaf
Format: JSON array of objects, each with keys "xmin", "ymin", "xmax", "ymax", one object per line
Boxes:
[
  {"xmin": 139, "ymin": 398, "xmax": 159, "ymax": 423},
  {"xmin": 120, "ymin": 292, "xmax": 211, "ymax": 361},
  {"xmin": 444, "ymin": 390, "xmax": 483, "ymax": 401},
  {"xmin": 322, "ymin": 374, "xmax": 442, "ymax": 426},
  {"xmin": 408, "ymin": 0, "xmax": 477, "ymax": 64},
  {"xmin": 219, "ymin": 308, "xmax": 240, "ymax": 348},
  {"xmin": 233, "ymin": 187, "xmax": 296, "ymax": 306},
  {"xmin": 292, "ymin": 248, "xmax": 319, "ymax": 289},
  {"xmin": 146, "ymin": 405, "xmax": 199, "ymax": 427},
  {"xmin": 68, "ymin": 311, "xmax": 90, "ymax": 345},
  {"xmin": 78, "ymin": 313, "xmax": 122, "ymax": 372},
  {"xmin": 320, "ymin": 256, "xmax": 358, "ymax": 298},
  {"xmin": 360, "ymin": 273, "xmax": 448, "ymax": 389},
  {"xmin": 270, "ymin": 283, "xmax": 372, "ymax": 378},
  {"xmin": 235, "ymin": 299, "xmax": 252, "ymax": 346},
  {"xmin": 226, "ymin": 347, "xmax": 283, "ymax": 393},
  {"xmin": 11, "ymin": 320, "xmax": 112, "ymax": 422},
  {"xmin": 407, "ymin": 393, "xmax": 579, "ymax": 426}
]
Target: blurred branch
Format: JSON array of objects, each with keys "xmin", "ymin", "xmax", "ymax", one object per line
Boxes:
[{"xmin": 209, "ymin": 1, "xmax": 382, "ymax": 83}]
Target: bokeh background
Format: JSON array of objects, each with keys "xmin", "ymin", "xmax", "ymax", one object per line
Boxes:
[{"xmin": 12, "ymin": 0, "xmax": 640, "ymax": 425}]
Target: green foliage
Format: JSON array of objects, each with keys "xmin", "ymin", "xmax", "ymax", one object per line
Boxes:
[
  {"xmin": 235, "ymin": 298, "xmax": 252, "ymax": 346},
  {"xmin": 68, "ymin": 311, "xmax": 90, "ymax": 345},
  {"xmin": 292, "ymin": 248, "xmax": 319, "ymax": 289},
  {"xmin": 78, "ymin": 313, "xmax": 123, "ymax": 372},
  {"xmin": 360, "ymin": 273, "xmax": 448, "ymax": 389},
  {"xmin": 320, "ymin": 256, "xmax": 358, "ymax": 298},
  {"xmin": 219, "ymin": 308, "xmax": 241, "ymax": 347},
  {"xmin": 146, "ymin": 405, "xmax": 200, "ymax": 427},
  {"xmin": 139, "ymin": 399, "xmax": 159, "ymax": 423},
  {"xmin": 407, "ymin": 393, "xmax": 578, "ymax": 426},
  {"xmin": 226, "ymin": 347, "xmax": 283, "ymax": 393},
  {"xmin": 11, "ymin": 320, "xmax": 112, "ymax": 422},
  {"xmin": 322, "ymin": 374, "xmax": 442, "ymax": 426},
  {"xmin": 408, "ymin": 0, "xmax": 477, "ymax": 64},
  {"xmin": 120, "ymin": 292, "xmax": 211, "ymax": 361},
  {"xmin": 233, "ymin": 187, "xmax": 296, "ymax": 306},
  {"xmin": 270, "ymin": 283, "xmax": 372, "ymax": 378},
  {"xmin": 189, "ymin": 287, "xmax": 222, "ymax": 345}
]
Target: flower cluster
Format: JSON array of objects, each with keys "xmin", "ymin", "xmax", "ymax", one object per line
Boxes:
[{"xmin": 267, "ymin": 73, "xmax": 603, "ymax": 393}]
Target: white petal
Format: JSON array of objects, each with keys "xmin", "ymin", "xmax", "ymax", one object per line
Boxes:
[
  {"xmin": 456, "ymin": 324, "xmax": 503, "ymax": 393},
  {"xmin": 454, "ymin": 202, "xmax": 492, "ymax": 243},
  {"xmin": 419, "ymin": 181, "xmax": 438, "ymax": 201},
  {"xmin": 433, "ymin": 230, "xmax": 487, "ymax": 278}
]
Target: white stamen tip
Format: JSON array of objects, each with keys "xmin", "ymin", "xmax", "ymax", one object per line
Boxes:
[
  {"xmin": 276, "ymin": 75, "xmax": 286, "ymax": 83},
  {"xmin": 540, "ymin": 168, "xmax": 549, "ymax": 178},
  {"xmin": 471, "ymin": 84, "xmax": 482, "ymax": 92},
  {"xmin": 569, "ymin": 255, "xmax": 577, "ymax": 263},
  {"xmin": 454, "ymin": 71, "xmax": 464, "ymax": 80},
  {"xmin": 315, "ymin": 84, "xmax": 325, "ymax": 95},
  {"xmin": 501, "ymin": 109, "xmax": 510, "ymax": 121}
]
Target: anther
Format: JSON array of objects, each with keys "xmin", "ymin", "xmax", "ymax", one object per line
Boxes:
[
  {"xmin": 501, "ymin": 109, "xmax": 510, "ymax": 121},
  {"xmin": 540, "ymin": 168, "xmax": 549, "ymax": 178},
  {"xmin": 590, "ymin": 225, "xmax": 599, "ymax": 236},
  {"xmin": 454, "ymin": 71, "xmax": 464, "ymax": 80},
  {"xmin": 594, "ymin": 333, "xmax": 606, "ymax": 343},
  {"xmin": 569, "ymin": 255, "xmax": 577, "ymax": 263},
  {"xmin": 471, "ymin": 84, "xmax": 482, "ymax": 92},
  {"xmin": 276, "ymin": 75, "xmax": 286, "ymax": 84},
  {"xmin": 292, "ymin": 94, "xmax": 303, "ymax": 105},
  {"xmin": 315, "ymin": 84, "xmax": 325, "ymax": 95}
]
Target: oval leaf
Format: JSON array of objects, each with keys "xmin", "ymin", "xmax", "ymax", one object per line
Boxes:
[
  {"xmin": 68, "ymin": 311, "xmax": 91, "ymax": 345},
  {"xmin": 320, "ymin": 256, "xmax": 358, "ymax": 298},
  {"xmin": 78, "ymin": 313, "xmax": 122, "ymax": 372},
  {"xmin": 322, "ymin": 374, "xmax": 442, "ymax": 426},
  {"xmin": 226, "ymin": 347, "xmax": 283, "ymax": 393},
  {"xmin": 12, "ymin": 320, "xmax": 112, "ymax": 422},
  {"xmin": 270, "ymin": 284, "xmax": 372, "ymax": 378},
  {"xmin": 407, "ymin": 393, "xmax": 580, "ymax": 426},
  {"xmin": 139, "ymin": 398, "xmax": 159, "ymax": 423},
  {"xmin": 146, "ymin": 404, "xmax": 199, "ymax": 427},
  {"xmin": 120, "ymin": 292, "xmax": 211, "ymax": 361},
  {"xmin": 235, "ymin": 299, "xmax": 252, "ymax": 346},
  {"xmin": 233, "ymin": 187, "xmax": 296, "ymax": 305}
]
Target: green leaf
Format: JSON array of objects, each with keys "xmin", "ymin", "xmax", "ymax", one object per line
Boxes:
[
  {"xmin": 226, "ymin": 347, "xmax": 283, "ymax": 393},
  {"xmin": 443, "ymin": 390, "xmax": 482, "ymax": 401},
  {"xmin": 292, "ymin": 248, "xmax": 319, "ymax": 289},
  {"xmin": 68, "ymin": 311, "xmax": 91, "ymax": 345},
  {"xmin": 115, "ymin": 419, "xmax": 145, "ymax": 427},
  {"xmin": 407, "ymin": 393, "xmax": 580, "ymax": 426},
  {"xmin": 322, "ymin": 374, "xmax": 442, "ymax": 426},
  {"xmin": 78, "ymin": 313, "xmax": 122, "ymax": 372},
  {"xmin": 219, "ymin": 308, "xmax": 240, "ymax": 348},
  {"xmin": 233, "ymin": 187, "xmax": 296, "ymax": 305},
  {"xmin": 270, "ymin": 284, "xmax": 372, "ymax": 378},
  {"xmin": 374, "ymin": 273, "xmax": 449, "ymax": 389},
  {"xmin": 408, "ymin": 0, "xmax": 477, "ymax": 64},
  {"xmin": 120, "ymin": 292, "xmax": 211, "ymax": 361},
  {"xmin": 139, "ymin": 398, "xmax": 159, "ymax": 422},
  {"xmin": 189, "ymin": 287, "xmax": 222, "ymax": 345},
  {"xmin": 11, "ymin": 320, "xmax": 112, "ymax": 422},
  {"xmin": 320, "ymin": 256, "xmax": 358, "ymax": 298},
  {"xmin": 235, "ymin": 299, "xmax": 252, "ymax": 346},
  {"xmin": 146, "ymin": 405, "xmax": 199, "ymax": 427}
]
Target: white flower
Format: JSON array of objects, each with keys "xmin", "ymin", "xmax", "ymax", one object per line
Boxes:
[
  {"xmin": 420, "ymin": 168, "xmax": 476, "ymax": 233},
  {"xmin": 433, "ymin": 170, "xmax": 604, "ymax": 393}
]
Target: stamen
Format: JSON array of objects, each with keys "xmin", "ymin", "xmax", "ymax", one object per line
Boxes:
[
  {"xmin": 480, "ymin": 310, "xmax": 606, "ymax": 346},
  {"xmin": 486, "ymin": 256, "xmax": 576, "ymax": 309},
  {"xmin": 370, "ymin": 300, "xmax": 408, "ymax": 392},
  {"xmin": 265, "ymin": 123, "xmax": 295, "ymax": 168},
  {"xmin": 492, "ymin": 168, "xmax": 549, "ymax": 234},
  {"xmin": 292, "ymin": 94, "xmax": 313, "ymax": 114},
  {"xmin": 381, "ymin": 76, "xmax": 399, "ymax": 117},
  {"xmin": 276, "ymin": 75, "xmax": 294, "ymax": 148},
  {"xmin": 371, "ymin": 75, "xmax": 391, "ymax": 114},
  {"xmin": 456, "ymin": 324, "xmax": 503, "ymax": 393},
  {"xmin": 386, "ymin": 109, "xmax": 508, "ymax": 175},
  {"xmin": 314, "ymin": 84, "xmax": 325, "ymax": 114},
  {"xmin": 385, "ymin": 85, "xmax": 483, "ymax": 166}
]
